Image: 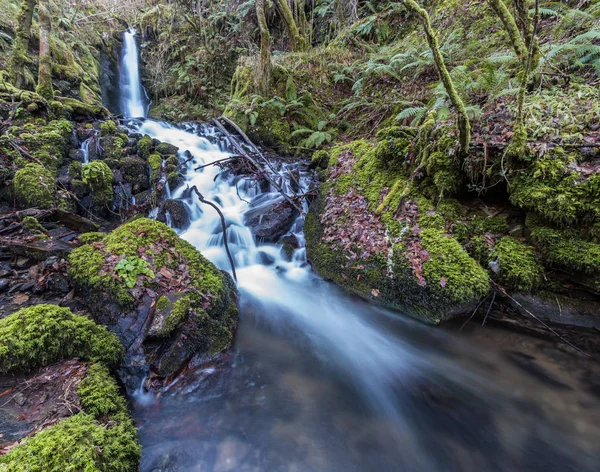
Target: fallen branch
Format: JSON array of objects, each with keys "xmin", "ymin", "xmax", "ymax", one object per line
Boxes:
[
  {"xmin": 211, "ymin": 119, "xmax": 304, "ymax": 215},
  {"xmin": 189, "ymin": 185, "xmax": 237, "ymax": 283}
]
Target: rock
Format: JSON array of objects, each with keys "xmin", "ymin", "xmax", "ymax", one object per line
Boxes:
[
  {"xmin": 113, "ymin": 183, "xmax": 134, "ymax": 212},
  {"xmin": 279, "ymin": 234, "xmax": 299, "ymax": 260},
  {"xmin": 68, "ymin": 218, "xmax": 239, "ymax": 392},
  {"xmin": 7, "ymin": 239, "xmax": 74, "ymax": 261},
  {"xmin": 244, "ymin": 200, "xmax": 297, "ymax": 242},
  {"xmin": 0, "ymin": 279, "xmax": 9, "ymax": 292},
  {"xmin": 158, "ymin": 199, "xmax": 191, "ymax": 230},
  {"xmin": 121, "ymin": 156, "xmax": 150, "ymax": 192},
  {"xmin": 156, "ymin": 142, "xmax": 179, "ymax": 156}
]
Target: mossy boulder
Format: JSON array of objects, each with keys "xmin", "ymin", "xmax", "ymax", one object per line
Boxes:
[
  {"xmin": 68, "ymin": 218, "xmax": 239, "ymax": 390},
  {"xmin": 305, "ymin": 141, "xmax": 490, "ymax": 324},
  {"xmin": 0, "ymin": 304, "xmax": 123, "ymax": 374},
  {"xmin": 13, "ymin": 163, "xmax": 56, "ymax": 209},
  {"xmin": 82, "ymin": 161, "xmax": 114, "ymax": 211},
  {"xmin": 489, "ymin": 237, "xmax": 543, "ymax": 291},
  {"xmin": 0, "ymin": 363, "xmax": 140, "ymax": 471}
]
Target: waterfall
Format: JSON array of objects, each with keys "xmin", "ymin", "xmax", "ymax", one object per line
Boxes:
[{"xmin": 120, "ymin": 29, "xmax": 147, "ymax": 118}]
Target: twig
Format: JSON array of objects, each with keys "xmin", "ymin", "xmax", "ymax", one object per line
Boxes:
[
  {"xmin": 189, "ymin": 185, "xmax": 237, "ymax": 283},
  {"xmin": 481, "ymin": 292, "xmax": 496, "ymax": 327},
  {"xmin": 194, "ymin": 156, "xmax": 238, "ymax": 171},
  {"xmin": 460, "ymin": 293, "xmax": 491, "ymax": 331},
  {"xmin": 492, "ymin": 281, "xmax": 596, "ymax": 360}
]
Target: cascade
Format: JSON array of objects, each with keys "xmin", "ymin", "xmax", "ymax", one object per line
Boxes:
[{"xmin": 119, "ymin": 29, "xmax": 147, "ymax": 118}]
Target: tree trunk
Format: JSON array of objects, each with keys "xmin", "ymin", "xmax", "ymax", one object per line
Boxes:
[
  {"xmin": 402, "ymin": 0, "xmax": 471, "ymax": 154},
  {"xmin": 10, "ymin": 0, "xmax": 37, "ymax": 90},
  {"xmin": 36, "ymin": 0, "xmax": 53, "ymax": 100},
  {"xmin": 487, "ymin": 0, "xmax": 528, "ymax": 62},
  {"xmin": 255, "ymin": 0, "xmax": 272, "ymax": 95},
  {"xmin": 274, "ymin": 0, "xmax": 306, "ymax": 51}
]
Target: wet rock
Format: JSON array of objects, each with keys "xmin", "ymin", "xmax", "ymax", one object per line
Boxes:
[
  {"xmin": 121, "ymin": 156, "xmax": 150, "ymax": 191},
  {"xmin": 158, "ymin": 199, "xmax": 191, "ymax": 230},
  {"xmin": 156, "ymin": 142, "xmax": 179, "ymax": 156},
  {"xmin": 0, "ymin": 279, "xmax": 9, "ymax": 292},
  {"xmin": 279, "ymin": 234, "xmax": 299, "ymax": 260},
  {"xmin": 7, "ymin": 239, "xmax": 73, "ymax": 261},
  {"xmin": 245, "ymin": 201, "xmax": 297, "ymax": 242},
  {"xmin": 113, "ymin": 183, "xmax": 134, "ymax": 212},
  {"xmin": 68, "ymin": 218, "xmax": 239, "ymax": 393}
]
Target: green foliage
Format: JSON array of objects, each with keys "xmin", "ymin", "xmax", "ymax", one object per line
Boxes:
[
  {"xmin": 82, "ymin": 161, "xmax": 114, "ymax": 208},
  {"xmin": 0, "ymin": 304, "xmax": 123, "ymax": 374},
  {"xmin": 22, "ymin": 215, "xmax": 47, "ymax": 235},
  {"xmin": 115, "ymin": 256, "xmax": 155, "ymax": 289}
]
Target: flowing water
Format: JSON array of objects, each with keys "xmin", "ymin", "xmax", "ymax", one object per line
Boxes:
[
  {"xmin": 120, "ymin": 29, "xmax": 147, "ymax": 118},
  {"xmin": 118, "ymin": 37, "xmax": 600, "ymax": 472}
]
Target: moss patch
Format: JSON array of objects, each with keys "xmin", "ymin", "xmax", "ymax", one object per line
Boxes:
[
  {"xmin": 13, "ymin": 163, "xmax": 56, "ymax": 209},
  {"xmin": 489, "ymin": 236, "xmax": 543, "ymax": 291},
  {"xmin": 0, "ymin": 304, "xmax": 123, "ymax": 374}
]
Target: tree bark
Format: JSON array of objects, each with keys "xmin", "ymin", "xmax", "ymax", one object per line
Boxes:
[
  {"xmin": 36, "ymin": 0, "xmax": 54, "ymax": 100},
  {"xmin": 402, "ymin": 0, "xmax": 471, "ymax": 154},
  {"xmin": 255, "ymin": 0, "xmax": 272, "ymax": 95},
  {"xmin": 10, "ymin": 0, "xmax": 37, "ymax": 90},
  {"xmin": 487, "ymin": 0, "xmax": 528, "ymax": 62},
  {"xmin": 274, "ymin": 0, "xmax": 306, "ymax": 51}
]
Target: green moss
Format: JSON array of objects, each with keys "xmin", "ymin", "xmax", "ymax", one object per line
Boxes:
[
  {"xmin": 469, "ymin": 215, "xmax": 509, "ymax": 235},
  {"xmin": 489, "ymin": 236, "xmax": 543, "ymax": 291},
  {"xmin": 420, "ymin": 228, "xmax": 490, "ymax": 304},
  {"xmin": 528, "ymin": 216, "xmax": 600, "ymax": 274},
  {"xmin": 13, "ymin": 163, "xmax": 56, "ymax": 209},
  {"xmin": 78, "ymin": 232, "xmax": 105, "ymax": 245},
  {"xmin": 148, "ymin": 153, "xmax": 162, "ymax": 184},
  {"xmin": 156, "ymin": 295, "xmax": 170, "ymax": 310},
  {"xmin": 82, "ymin": 161, "xmax": 114, "ymax": 208},
  {"xmin": 69, "ymin": 161, "xmax": 82, "ymax": 179},
  {"xmin": 510, "ymin": 148, "xmax": 600, "ymax": 226},
  {"xmin": 22, "ymin": 216, "xmax": 47, "ymax": 235},
  {"xmin": 0, "ymin": 304, "xmax": 123, "ymax": 374},
  {"xmin": 100, "ymin": 120, "xmax": 118, "ymax": 136},
  {"xmin": 156, "ymin": 142, "xmax": 178, "ymax": 156},
  {"xmin": 138, "ymin": 135, "xmax": 153, "ymax": 159},
  {"xmin": 77, "ymin": 363, "xmax": 129, "ymax": 419},
  {"xmin": 0, "ymin": 412, "xmax": 139, "ymax": 472}
]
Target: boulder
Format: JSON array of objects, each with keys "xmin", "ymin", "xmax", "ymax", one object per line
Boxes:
[
  {"xmin": 244, "ymin": 200, "xmax": 297, "ymax": 242},
  {"xmin": 158, "ymin": 199, "xmax": 191, "ymax": 230},
  {"xmin": 68, "ymin": 218, "xmax": 239, "ymax": 392}
]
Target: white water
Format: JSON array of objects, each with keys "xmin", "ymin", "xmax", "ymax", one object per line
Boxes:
[
  {"xmin": 127, "ymin": 118, "xmax": 600, "ymax": 472},
  {"xmin": 120, "ymin": 29, "xmax": 147, "ymax": 118}
]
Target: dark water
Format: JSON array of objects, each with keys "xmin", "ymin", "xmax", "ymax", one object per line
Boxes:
[{"xmin": 133, "ymin": 275, "xmax": 600, "ymax": 472}]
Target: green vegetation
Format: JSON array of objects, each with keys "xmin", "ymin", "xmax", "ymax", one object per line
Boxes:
[
  {"xmin": 13, "ymin": 163, "xmax": 55, "ymax": 209},
  {"xmin": 490, "ymin": 236, "xmax": 543, "ymax": 291},
  {"xmin": 115, "ymin": 256, "xmax": 155, "ymax": 289},
  {"xmin": 0, "ymin": 304, "xmax": 123, "ymax": 373}
]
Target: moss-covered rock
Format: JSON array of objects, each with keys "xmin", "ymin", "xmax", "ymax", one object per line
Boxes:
[
  {"xmin": 13, "ymin": 163, "xmax": 56, "ymax": 209},
  {"xmin": 0, "ymin": 363, "xmax": 140, "ymax": 472},
  {"xmin": 22, "ymin": 216, "xmax": 48, "ymax": 235},
  {"xmin": 82, "ymin": 161, "xmax": 114, "ymax": 210},
  {"xmin": 489, "ymin": 236, "xmax": 543, "ymax": 291},
  {"xmin": 68, "ymin": 218, "xmax": 239, "ymax": 387},
  {"xmin": 0, "ymin": 304, "xmax": 123, "ymax": 374},
  {"xmin": 306, "ymin": 141, "xmax": 490, "ymax": 324},
  {"xmin": 138, "ymin": 135, "xmax": 153, "ymax": 159}
]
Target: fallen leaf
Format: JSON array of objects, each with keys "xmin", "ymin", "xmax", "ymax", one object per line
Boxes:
[
  {"xmin": 440, "ymin": 277, "xmax": 447, "ymax": 288},
  {"xmin": 13, "ymin": 293, "xmax": 29, "ymax": 305},
  {"xmin": 371, "ymin": 288, "xmax": 380, "ymax": 297}
]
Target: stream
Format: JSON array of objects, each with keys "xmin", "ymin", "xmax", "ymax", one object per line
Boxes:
[{"xmin": 118, "ymin": 31, "xmax": 600, "ymax": 472}]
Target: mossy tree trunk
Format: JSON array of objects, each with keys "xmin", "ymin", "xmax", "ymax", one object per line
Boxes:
[
  {"xmin": 487, "ymin": 0, "xmax": 528, "ymax": 62},
  {"xmin": 512, "ymin": 0, "xmax": 540, "ymax": 68},
  {"xmin": 274, "ymin": 0, "xmax": 306, "ymax": 52},
  {"xmin": 9, "ymin": 0, "xmax": 37, "ymax": 90},
  {"xmin": 507, "ymin": 0, "xmax": 540, "ymax": 158},
  {"xmin": 402, "ymin": 0, "xmax": 471, "ymax": 154},
  {"xmin": 256, "ymin": 0, "xmax": 272, "ymax": 96},
  {"xmin": 36, "ymin": 0, "xmax": 53, "ymax": 100}
]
